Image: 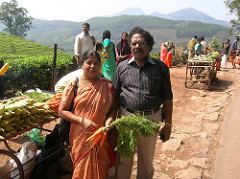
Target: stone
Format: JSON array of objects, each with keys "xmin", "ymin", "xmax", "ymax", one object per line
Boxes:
[
  {"xmin": 189, "ymin": 157, "xmax": 208, "ymax": 169},
  {"xmin": 170, "ymin": 159, "xmax": 189, "ymax": 169},
  {"xmin": 191, "ymin": 96, "xmax": 200, "ymax": 101},
  {"xmin": 203, "ymin": 122, "xmax": 219, "ymax": 133},
  {"xmin": 175, "ymin": 167, "xmax": 202, "ymax": 179},
  {"xmin": 177, "ymin": 122, "xmax": 202, "ymax": 134},
  {"xmin": 204, "ymin": 112, "xmax": 220, "ymax": 122},
  {"xmin": 161, "ymin": 138, "xmax": 183, "ymax": 151},
  {"xmin": 205, "ymin": 105, "xmax": 223, "ymax": 114},
  {"xmin": 154, "ymin": 173, "xmax": 172, "ymax": 179}
]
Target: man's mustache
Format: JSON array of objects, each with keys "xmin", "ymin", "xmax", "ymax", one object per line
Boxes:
[{"xmin": 134, "ymin": 48, "xmax": 144, "ymax": 54}]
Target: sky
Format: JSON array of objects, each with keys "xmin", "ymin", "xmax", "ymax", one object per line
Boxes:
[{"xmin": 0, "ymin": 0, "xmax": 236, "ymax": 22}]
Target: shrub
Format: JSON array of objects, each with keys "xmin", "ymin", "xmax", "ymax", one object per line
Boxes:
[{"xmin": 0, "ymin": 54, "xmax": 73, "ymax": 97}]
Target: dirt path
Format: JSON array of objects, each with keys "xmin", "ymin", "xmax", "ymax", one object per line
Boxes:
[{"xmin": 214, "ymin": 71, "xmax": 240, "ymax": 179}]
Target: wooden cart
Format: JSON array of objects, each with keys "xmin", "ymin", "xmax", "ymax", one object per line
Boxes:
[
  {"xmin": 185, "ymin": 58, "xmax": 217, "ymax": 90},
  {"xmin": 0, "ymin": 120, "xmax": 56, "ymax": 179}
]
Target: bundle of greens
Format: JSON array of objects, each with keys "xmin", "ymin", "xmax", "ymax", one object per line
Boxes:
[
  {"xmin": 23, "ymin": 91, "xmax": 53, "ymax": 102},
  {"xmin": 111, "ymin": 115, "xmax": 160, "ymax": 158}
]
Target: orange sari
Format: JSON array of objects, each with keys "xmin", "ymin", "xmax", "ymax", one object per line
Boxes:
[
  {"xmin": 164, "ymin": 51, "xmax": 172, "ymax": 68},
  {"xmin": 62, "ymin": 78, "xmax": 113, "ymax": 179}
]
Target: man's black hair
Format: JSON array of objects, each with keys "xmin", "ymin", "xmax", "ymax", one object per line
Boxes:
[
  {"xmin": 82, "ymin": 22, "xmax": 90, "ymax": 28},
  {"xmin": 128, "ymin": 26, "xmax": 154, "ymax": 51}
]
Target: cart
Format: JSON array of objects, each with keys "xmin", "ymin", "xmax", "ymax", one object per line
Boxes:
[
  {"xmin": 185, "ymin": 57, "xmax": 217, "ymax": 90},
  {"xmin": 0, "ymin": 118, "xmax": 57, "ymax": 179},
  {"xmin": 0, "ymin": 92, "xmax": 59, "ymax": 179}
]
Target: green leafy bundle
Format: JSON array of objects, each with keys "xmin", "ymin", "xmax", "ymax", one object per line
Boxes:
[
  {"xmin": 110, "ymin": 115, "xmax": 160, "ymax": 158},
  {"xmin": 24, "ymin": 91, "xmax": 53, "ymax": 102}
]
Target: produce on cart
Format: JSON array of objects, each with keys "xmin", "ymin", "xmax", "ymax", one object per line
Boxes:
[
  {"xmin": 0, "ymin": 63, "xmax": 9, "ymax": 76},
  {"xmin": 0, "ymin": 90, "xmax": 59, "ymax": 179},
  {"xmin": 0, "ymin": 91, "xmax": 57, "ymax": 137},
  {"xmin": 185, "ymin": 53, "xmax": 219, "ymax": 90}
]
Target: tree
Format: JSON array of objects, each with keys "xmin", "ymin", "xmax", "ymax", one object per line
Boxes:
[
  {"xmin": 208, "ymin": 36, "xmax": 221, "ymax": 51},
  {"xmin": 0, "ymin": 0, "xmax": 32, "ymax": 37},
  {"xmin": 225, "ymin": 0, "xmax": 240, "ymax": 34}
]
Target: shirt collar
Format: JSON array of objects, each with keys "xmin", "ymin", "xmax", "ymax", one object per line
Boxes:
[{"xmin": 127, "ymin": 56, "xmax": 156, "ymax": 65}]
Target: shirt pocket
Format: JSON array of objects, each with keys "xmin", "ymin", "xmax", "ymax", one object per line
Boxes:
[{"xmin": 147, "ymin": 72, "xmax": 162, "ymax": 93}]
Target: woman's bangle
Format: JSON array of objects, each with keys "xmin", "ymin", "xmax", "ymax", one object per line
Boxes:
[
  {"xmin": 165, "ymin": 122, "xmax": 172, "ymax": 127},
  {"xmin": 79, "ymin": 117, "xmax": 84, "ymax": 124}
]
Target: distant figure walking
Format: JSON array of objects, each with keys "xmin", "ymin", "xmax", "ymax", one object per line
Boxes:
[
  {"xmin": 164, "ymin": 42, "xmax": 175, "ymax": 68},
  {"xmin": 221, "ymin": 39, "xmax": 231, "ymax": 69},
  {"xmin": 160, "ymin": 42, "xmax": 168, "ymax": 62},
  {"xmin": 74, "ymin": 23, "xmax": 95, "ymax": 67},
  {"xmin": 230, "ymin": 37, "xmax": 239, "ymax": 68}
]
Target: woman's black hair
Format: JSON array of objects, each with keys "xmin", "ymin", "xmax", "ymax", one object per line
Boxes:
[
  {"xmin": 121, "ymin": 32, "xmax": 128, "ymax": 38},
  {"xmin": 95, "ymin": 42, "xmax": 103, "ymax": 51},
  {"xmin": 102, "ymin": 30, "xmax": 111, "ymax": 41},
  {"xmin": 81, "ymin": 50, "xmax": 101, "ymax": 64},
  {"xmin": 128, "ymin": 27, "xmax": 154, "ymax": 51}
]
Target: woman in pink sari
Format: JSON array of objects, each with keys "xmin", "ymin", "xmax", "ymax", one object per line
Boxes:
[{"xmin": 58, "ymin": 50, "xmax": 116, "ymax": 179}]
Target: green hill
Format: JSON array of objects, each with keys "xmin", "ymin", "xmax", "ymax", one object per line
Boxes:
[
  {"xmin": 26, "ymin": 15, "xmax": 231, "ymax": 53},
  {"xmin": 0, "ymin": 32, "xmax": 53, "ymax": 56},
  {"xmin": 0, "ymin": 32, "xmax": 71, "ymax": 64},
  {"xmin": 0, "ymin": 32, "xmax": 72, "ymax": 96}
]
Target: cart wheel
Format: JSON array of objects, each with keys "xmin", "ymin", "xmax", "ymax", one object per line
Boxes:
[{"xmin": 0, "ymin": 149, "xmax": 24, "ymax": 179}]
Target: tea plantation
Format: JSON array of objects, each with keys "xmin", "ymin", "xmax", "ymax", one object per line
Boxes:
[{"xmin": 0, "ymin": 32, "xmax": 73, "ymax": 97}]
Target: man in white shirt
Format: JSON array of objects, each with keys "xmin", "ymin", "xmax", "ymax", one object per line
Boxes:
[
  {"xmin": 74, "ymin": 23, "xmax": 95, "ymax": 67},
  {"xmin": 200, "ymin": 36, "xmax": 208, "ymax": 55}
]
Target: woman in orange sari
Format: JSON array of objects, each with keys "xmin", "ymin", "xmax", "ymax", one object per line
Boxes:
[
  {"xmin": 164, "ymin": 42, "xmax": 175, "ymax": 68},
  {"xmin": 58, "ymin": 50, "xmax": 116, "ymax": 179}
]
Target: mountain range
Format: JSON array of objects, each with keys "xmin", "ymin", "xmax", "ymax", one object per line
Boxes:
[
  {"xmin": 113, "ymin": 8, "xmax": 231, "ymax": 27},
  {"xmin": 0, "ymin": 8, "xmax": 232, "ymax": 53}
]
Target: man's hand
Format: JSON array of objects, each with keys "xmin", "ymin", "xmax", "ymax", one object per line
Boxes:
[
  {"xmin": 74, "ymin": 55, "xmax": 82, "ymax": 67},
  {"xmin": 159, "ymin": 123, "xmax": 172, "ymax": 142}
]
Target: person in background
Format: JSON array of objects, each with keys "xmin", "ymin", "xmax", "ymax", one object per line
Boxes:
[
  {"xmin": 116, "ymin": 32, "xmax": 131, "ymax": 64},
  {"xmin": 115, "ymin": 27, "xmax": 173, "ymax": 179},
  {"xmin": 200, "ymin": 36, "xmax": 208, "ymax": 55},
  {"xmin": 164, "ymin": 42, "xmax": 175, "ymax": 68},
  {"xmin": 58, "ymin": 50, "xmax": 117, "ymax": 179},
  {"xmin": 160, "ymin": 42, "xmax": 168, "ymax": 62},
  {"xmin": 230, "ymin": 36, "xmax": 239, "ymax": 68},
  {"xmin": 194, "ymin": 37, "xmax": 203, "ymax": 56},
  {"xmin": 102, "ymin": 30, "xmax": 117, "ymax": 82},
  {"xmin": 187, "ymin": 35, "xmax": 198, "ymax": 59},
  {"xmin": 74, "ymin": 23, "xmax": 95, "ymax": 67},
  {"xmin": 95, "ymin": 42, "xmax": 105, "ymax": 73},
  {"xmin": 221, "ymin": 39, "xmax": 231, "ymax": 69},
  {"xmin": 55, "ymin": 69, "xmax": 83, "ymax": 93}
]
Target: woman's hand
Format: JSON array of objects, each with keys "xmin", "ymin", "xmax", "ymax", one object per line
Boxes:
[
  {"xmin": 104, "ymin": 117, "xmax": 113, "ymax": 132},
  {"xmin": 79, "ymin": 117, "xmax": 97, "ymax": 129}
]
